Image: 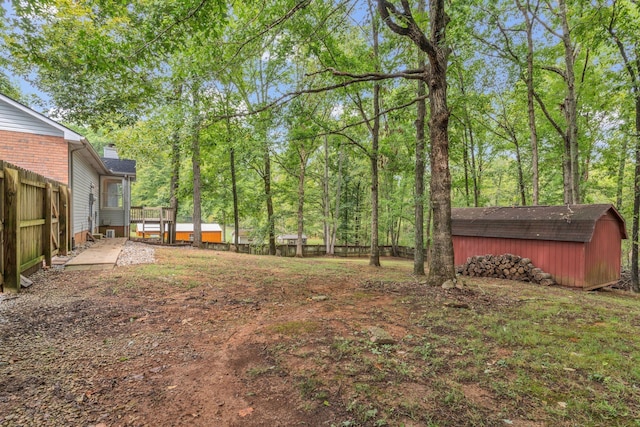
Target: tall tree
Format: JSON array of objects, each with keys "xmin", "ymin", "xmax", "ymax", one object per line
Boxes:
[
  {"xmin": 190, "ymin": 79, "xmax": 203, "ymax": 247},
  {"xmin": 533, "ymin": 0, "xmax": 583, "ymax": 204},
  {"xmin": 413, "ymin": 0, "xmax": 427, "ymax": 275},
  {"xmin": 379, "ymin": 0, "xmax": 455, "ymax": 285},
  {"xmin": 517, "ymin": 0, "xmax": 541, "ymax": 205},
  {"xmin": 603, "ymin": 0, "xmax": 640, "ymax": 292}
]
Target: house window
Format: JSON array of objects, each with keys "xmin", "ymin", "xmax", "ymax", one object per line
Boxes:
[{"xmin": 102, "ymin": 178, "xmax": 123, "ymax": 208}]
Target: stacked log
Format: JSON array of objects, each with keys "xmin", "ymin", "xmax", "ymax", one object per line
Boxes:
[{"xmin": 456, "ymin": 254, "xmax": 555, "ymax": 286}]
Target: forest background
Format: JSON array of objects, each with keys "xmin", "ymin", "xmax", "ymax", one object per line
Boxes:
[{"xmin": 0, "ymin": 0, "xmax": 638, "ymax": 286}]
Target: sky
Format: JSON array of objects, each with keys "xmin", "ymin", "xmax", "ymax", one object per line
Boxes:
[{"xmin": 1, "ymin": 2, "xmax": 51, "ymax": 112}]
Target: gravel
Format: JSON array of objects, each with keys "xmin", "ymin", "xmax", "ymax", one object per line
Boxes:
[{"xmin": 116, "ymin": 241, "xmax": 156, "ymax": 266}]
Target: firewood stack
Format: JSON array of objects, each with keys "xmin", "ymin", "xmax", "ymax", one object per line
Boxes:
[{"xmin": 456, "ymin": 254, "xmax": 555, "ymax": 286}]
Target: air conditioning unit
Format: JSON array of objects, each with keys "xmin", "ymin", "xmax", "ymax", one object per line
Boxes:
[{"xmin": 106, "ymin": 229, "xmax": 116, "ymax": 238}]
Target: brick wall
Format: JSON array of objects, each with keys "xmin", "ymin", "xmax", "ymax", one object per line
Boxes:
[{"xmin": 0, "ymin": 130, "xmax": 69, "ymax": 184}]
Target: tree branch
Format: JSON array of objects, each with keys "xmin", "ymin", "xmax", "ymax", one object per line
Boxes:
[
  {"xmin": 533, "ymin": 90, "xmax": 564, "ymax": 138},
  {"xmin": 541, "ymin": 65, "xmax": 567, "ymax": 80},
  {"xmin": 313, "ymin": 95, "xmax": 427, "ymax": 141},
  {"xmin": 133, "ymin": 0, "xmax": 210, "ymax": 58},
  {"xmin": 378, "ymin": 0, "xmax": 436, "ymax": 57},
  {"xmin": 309, "ymin": 67, "xmax": 426, "ymax": 81}
]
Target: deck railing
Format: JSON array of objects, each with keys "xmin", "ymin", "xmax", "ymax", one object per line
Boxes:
[{"xmin": 129, "ymin": 206, "xmax": 175, "ymax": 223}]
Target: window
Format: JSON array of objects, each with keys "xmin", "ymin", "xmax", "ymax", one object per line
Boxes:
[{"xmin": 102, "ymin": 178, "xmax": 123, "ymax": 208}]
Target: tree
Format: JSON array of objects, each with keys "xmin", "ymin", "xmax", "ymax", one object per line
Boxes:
[
  {"xmin": 413, "ymin": 0, "xmax": 427, "ymax": 275},
  {"xmin": 379, "ymin": 0, "xmax": 455, "ymax": 285},
  {"xmin": 532, "ymin": 0, "xmax": 583, "ymax": 204},
  {"xmin": 602, "ymin": 0, "xmax": 640, "ymax": 292}
]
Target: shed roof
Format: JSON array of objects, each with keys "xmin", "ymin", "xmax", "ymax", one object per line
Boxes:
[
  {"xmin": 176, "ymin": 223, "xmax": 222, "ymax": 232},
  {"xmin": 451, "ymin": 204, "xmax": 627, "ymax": 242},
  {"xmin": 278, "ymin": 234, "xmax": 307, "ymax": 240},
  {"xmin": 101, "ymin": 158, "xmax": 136, "ymax": 176},
  {"xmin": 138, "ymin": 223, "xmax": 222, "ymax": 232}
]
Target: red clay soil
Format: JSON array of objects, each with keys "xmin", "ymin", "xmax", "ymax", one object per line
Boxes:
[{"xmin": 0, "ymin": 247, "xmax": 572, "ymax": 426}]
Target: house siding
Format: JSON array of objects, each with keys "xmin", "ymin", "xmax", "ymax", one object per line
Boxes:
[
  {"xmin": 72, "ymin": 151, "xmax": 100, "ymax": 243},
  {"xmin": 100, "ymin": 209, "xmax": 125, "ymax": 227},
  {"xmin": 0, "ymin": 129, "xmax": 69, "ymax": 184},
  {"xmin": 0, "ymin": 99, "xmax": 65, "ymax": 137}
]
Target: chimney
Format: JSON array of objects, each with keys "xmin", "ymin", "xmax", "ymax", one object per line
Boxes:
[{"xmin": 103, "ymin": 144, "xmax": 119, "ymax": 159}]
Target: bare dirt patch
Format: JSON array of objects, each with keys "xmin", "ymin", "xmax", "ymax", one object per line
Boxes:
[{"xmin": 1, "ymin": 247, "xmax": 639, "ymax": 426}]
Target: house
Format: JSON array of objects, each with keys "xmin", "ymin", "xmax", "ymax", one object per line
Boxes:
[
  {"xmin": 277, "ymin": 234, "xmax": 307, "ymax": 245},
  {"xmin": 231, "ymin": 229, "xmax": 253, "ymax": 244},
  {"xmin": 451, "ymin": 204, "xmax": 627, "ymax": 289},
  {"xmin": 0, "ymin": 93, "xmax": 136, "ymax": 245},
  {"xmin": 99, "ymin": 145, "xmax": 136, "ymax": 238},
  {"xmin": 137, "ymin": 223, "xmax": 222, "ymax": 243}
]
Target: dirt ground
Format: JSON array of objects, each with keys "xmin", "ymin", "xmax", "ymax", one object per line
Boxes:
[
  {"xmin": 0, "ymin": 246, "xmax": 635, "ymax": 426},
  {"xmin": 0, "ymin": 249, "xmax": 415, "ymax": 426}
]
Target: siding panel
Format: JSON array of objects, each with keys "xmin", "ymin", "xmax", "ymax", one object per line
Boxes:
[
  {"xmin": 72, "ymin": 151, "xmax": 100, "ymax": 238},
  {"xmin": 100, "ymin": 209, "xmax": 125, "ymax": 227},
  {"xmin": 453, "ymin": 236, "xmax": 585, "ymax": 287},
  {"xmin": 0, "ymin": 100, "xmax": 64, "ymax": 137},
  {"xmin": 585, "ymin": 214, "xmax": 622, "ymax": 286}
]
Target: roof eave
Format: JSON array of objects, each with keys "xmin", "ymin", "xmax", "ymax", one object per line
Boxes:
[
  {"xmin": 0, "ymin": 93, "xmax": 85, "ymax": 141},
  {"xmin": 70, "ymin": 138, "xmax": 109, "ymax": 175}
]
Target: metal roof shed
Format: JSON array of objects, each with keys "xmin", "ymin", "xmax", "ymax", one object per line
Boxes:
[{"xmin": 451, "ymin": 204, "xmax": 627, "ymax": 289}]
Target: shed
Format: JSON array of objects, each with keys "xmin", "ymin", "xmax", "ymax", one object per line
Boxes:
[
  {"xmin": 137, "ymin": 223, "xmax": 222, "ymax": 243},
  {"xmin": 231, "ymin": 229, "xmax": 253, "ymax": 244},
  {"xmin": 277, "ymin": 234, "xmax": 307, "ymax": 245},
  {"xmin": 175, "ymin": 223, "xmax": 222, "ymax": 243},
  {"xmin": 451, "ymin": 204, "xmax": 627, "ymax": 289}
]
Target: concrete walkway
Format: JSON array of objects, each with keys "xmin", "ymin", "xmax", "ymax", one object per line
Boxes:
[{"xmin": 64, "ymin": 238, "xmax": 127, "ymax": 271}]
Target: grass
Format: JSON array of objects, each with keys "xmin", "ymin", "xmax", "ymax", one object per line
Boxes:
[{"xmin": 117, "ymin": 247, "xmax": 640, "ymax": 426}]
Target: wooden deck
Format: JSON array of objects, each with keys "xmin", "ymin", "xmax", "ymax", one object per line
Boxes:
[
  {"xmin": 130, "ymin": 206, "xmax": 175, "ymax": 243},
  {"xmin": 130, "ymin": 206, "xmax": 175, "ymax": 224}
]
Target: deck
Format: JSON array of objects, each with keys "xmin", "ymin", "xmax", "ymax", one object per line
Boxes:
[{"xmin": 130, "ymin": 206, "xmax": 175, "ymax": 243}]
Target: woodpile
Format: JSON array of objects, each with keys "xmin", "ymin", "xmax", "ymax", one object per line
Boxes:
[{"xmin": 456, "ymin": 254, "xmax": 555, "ymax": 286}]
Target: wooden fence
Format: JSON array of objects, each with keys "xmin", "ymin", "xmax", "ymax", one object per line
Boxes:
[
  {"xmin": 1, "ymin": 161, "xmax": 70, "ymax": 292},
  {"xmin": 201, "ymin": 242, "xmax": 427, "ymax": 259}
]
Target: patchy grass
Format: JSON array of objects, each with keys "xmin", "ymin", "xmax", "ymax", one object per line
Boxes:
[{"xmin": 6, "ymin": 247, "xmax": 640, "ymax": 427}]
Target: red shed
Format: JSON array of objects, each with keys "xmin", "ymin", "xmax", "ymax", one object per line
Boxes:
[{"xmin": 451, "ymin": 204, "xmax": 627, "ymax": 289}]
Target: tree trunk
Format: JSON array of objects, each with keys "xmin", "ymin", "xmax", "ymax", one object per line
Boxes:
[
  {"xmin": 191, "ymin": 82, "xmax": 202, "ymax": 248},
  {"xmin": 414, "ymin": 50, "xmax": 426, "ymax": 275},
  {"xmin": 370, "ymin": 84, "xmax": 381, "ymax": 267},
  {"xmin": 616, "ymin": 138, "xmax": 628, "ymax": 210},
  {"xmin": 296, "ymin": 149, "xmax": 307, "ymax": 258},
  {"xmin": 515, "ymin": 140, "xmax": 527, "ymax": 206},
  {"xmin": 231, "ymin": 147, "xmax": 239, "ymax": 246},
  {"xmin": 368, "ymin": 0, "xmax": 381, "ymax": 267},
  {"xmin": 377, "ymin": 0, "xmax": 455, "ymax": 285},
  {"xmin": 263, "ymin": 144, "xmax": 276, "ymax": 255},
  {"xmin": 457, "ymin": 71, "xmax": 480, "ymax": 207},
  {"xmin": 330, "ymin": 142, "xmax": 344, "ymax": 254},
  {"xmin": 631, "ymin": 96, "xmax": 640, "ymax": 293},
  {"xmin": 426, "ymin": 63, "xmax": 455, "ymax": 285},
  {"xmin": 169, "ymin": 129, "xmax": 180, "ymax": 245},
  {"xmin": 560, "ymin": 0, "xmax": 580, "ymax": 204},
  {"xmin": 426, "ymin": 2, "xmax": 455, "ymax": 286},
  {"xmin": 323, "ymin": 135, "xmax": 330, "ymax": 253},
  {"xmin": 517, "ymin": 0, "xmax": 539, "ymax": 205}
]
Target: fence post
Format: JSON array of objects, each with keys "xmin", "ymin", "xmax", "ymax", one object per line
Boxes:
[
  {"xmin": 59, "ymin": 185, "xmax": 69, "ymax": 255},
  {"xmin": 44, "ymin": 182, "xmax": 52, "ymax": 266},
  {"xmin": 3, "ymin": 167, "xmax": 20, "ymax": 292}
]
